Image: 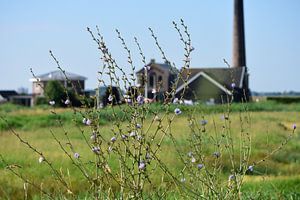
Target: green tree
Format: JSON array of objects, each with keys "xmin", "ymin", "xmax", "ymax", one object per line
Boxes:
[{"xmin": 44, "ymin": 80, "xmax": 65, "ymax": 106}]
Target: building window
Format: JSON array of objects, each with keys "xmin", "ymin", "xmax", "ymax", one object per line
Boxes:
[
  {"xmin": 149, "ymin": 73, "xmax": 156, "ymax": 87},
  {"xmin": 158, "ymin": 76, "xmax": 162, "ymax": 82}
]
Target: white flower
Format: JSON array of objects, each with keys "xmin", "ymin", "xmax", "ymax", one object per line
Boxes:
[
  {"xmin": 64, "ymin": 99, "xmax": 70, "ymax": 105},
  {"xmin": 86, "ymin": 119, "xmax": 92, "ymax": 126},
  {"xmin": 82, "ymin": 118, "xmax": 87, "ymax": 124},
  {"xmin": 92, "ymin": 146, "xmax": 100, "ymax": 155},
  {"xmin": 152, "ymin": 89, "xmax": 157, "ymax": 94},
  {"xmin": 108, "ymin": 95, "xmax": 113, "ymax": 102},
  {"xmin": 129, "ymin": 131, "xmax": 136, "ymax": 137},
  {"xmin": 138, "ymin": 162, "xmax": 146, "ymax": 170},
  {"xmin": 38, "ymin": 156, "xmax": 44, "ymax": 163},
  {"xmin": 49, "ymin": 100, "xmax": 55, "ymax": 106},
  {"xmin": 74, "ymin": 152, "xmax": 80, "ymax": 159},
  {"xmin": 191, "ymin": 157, "xmax": 196, "ymax": 163}
]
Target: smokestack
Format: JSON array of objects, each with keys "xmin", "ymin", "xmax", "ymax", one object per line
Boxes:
[{"xmin": 232, "ymin": 0, "xmax": 246, "ymax": 67}]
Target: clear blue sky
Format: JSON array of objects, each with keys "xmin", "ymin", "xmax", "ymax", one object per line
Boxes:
[{"xmin": 0, "ymin": 0, "xmax": 299, "ymax": 92}]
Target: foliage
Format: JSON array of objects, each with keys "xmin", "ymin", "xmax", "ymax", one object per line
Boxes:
[{"xmin": 44, "ymin": 80, "xmax": 66, "ymax": 106}]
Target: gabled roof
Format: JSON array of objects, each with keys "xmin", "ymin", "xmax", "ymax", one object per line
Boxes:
[
  {"xmin": 176, "ymin": 67, "xmax": 245, "ymax": 92},
  {"xmin": 30, "ymin": 70, "xmax": 87, "ymax": 82},
  {"xmin": 0, "ymin": 90, "xmax": 18, "ymax": 99},
  {"xmin": 136, "ymin": 60, "xmax": 176, "ymax": 74},
  {"xmin": 176, "ymin": 71, "xmax": 233, "ymax": 95}
]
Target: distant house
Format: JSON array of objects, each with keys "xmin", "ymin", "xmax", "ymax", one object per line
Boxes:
[
  {"xmin": 136, "ymin": 60, "xmax": 250, "ymax": 104},
  {"xmin": 0, "ymin": 90, "xmax": 18, "ymax": 100},
  {"xmin": 136, "ymin": 59, "xmax": 177, "ymax": 100},
  {"xmin": 30, "ymin": 70, "xmax": 87, "ymax": 102}
]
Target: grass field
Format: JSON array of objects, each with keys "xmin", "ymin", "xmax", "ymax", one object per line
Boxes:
[{"xmin": 0, "ymin": 102, "xmax": 300, "ymax": 199}]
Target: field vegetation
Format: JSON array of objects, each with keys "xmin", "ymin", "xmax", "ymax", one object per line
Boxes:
[{"xmin": 0, "ymin": 101, "xmax": 299, "ymax": 199}]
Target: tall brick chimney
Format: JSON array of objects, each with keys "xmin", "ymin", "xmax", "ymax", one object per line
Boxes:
[{"xmin": 232, "ymin": 0, "xmax": 246, "ymax": 67}]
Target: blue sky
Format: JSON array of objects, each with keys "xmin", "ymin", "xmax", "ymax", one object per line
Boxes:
[{"xmin": 0, "ymin": 0, "xmax": 299, "ymax": 92}]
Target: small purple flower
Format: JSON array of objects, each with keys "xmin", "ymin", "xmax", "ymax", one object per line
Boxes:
[
  {"xmin": 64, "ymin": 99, "xmax": 70, "ymax": 105},
  {"xmin": 92, "ymin": 146, "xmax": 100, "ymax": 155},
  {"xmin": 49, "ymin": 100, "xmax": 55, "ymax": 106},
  {"xmin": 138, "ymin": 162, "xmax": 146, "ymax": 170},
  {"xmin": 137, "ymin": 95, "xmax": 144, "ymax": 105},
  {"xmin": 293, "ymin": 124, "xmax": 296, "ymax": 130},
  {"xmin": 200, "ymin": 119, "xmax": 208, "ymax": 125},
  {"xmin": 228, "ymin": 174, "xmax": 235, "ymax": 181},
  {"xmin": 213, "ymin": 152, "xmax": 221, "ymax": 158},
  {"xmin": 136, "ymin": 124, "xmax": 142, "ymax": 129},
  {"xmin": 174, "ymin": 108, "xmax": 182, "ymax": 115},
  {"xmin": 248, "ymin": 165, "xmax": 254, "ymax": 172},
  {"xmin": 231, "ymin": 82, "xmax": 236, "ymax": 88},
  {"xmin": 86, "ymin": 119, "xmax": 92, "ymax": 126},
  {"xmin": 197, "ymin": 164, "xmax": 204, "ymax": 170},
  {"xmin": 111, "ymin": 136, "xmax": 117, "ymax": 143},
  {"xmin": 121, "ymin": 134, "xmax": 128, "ymax": 140},
  {"xmin": 74, "ymin": 152, "xmax": 80, "ymax": 159}
]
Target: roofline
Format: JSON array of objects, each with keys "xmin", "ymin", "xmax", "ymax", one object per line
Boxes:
[{"xmin": 176, "ymin": 71, "xmax": 232, "ymax": 96}]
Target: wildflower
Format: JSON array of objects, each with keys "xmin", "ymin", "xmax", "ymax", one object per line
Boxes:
[
  {"xmin": 187, "ymin": 151, "xmax": 193, "ymax": 157},
  {"xmin": 64, "ymin": 99, "xmax": 70, "ymax": 105},
  {"xmin": 145, "ymin": 152, "xmax": 151, "ymax": 160},
  {"xmin": 231, "ymin": 83, "xmax": 236, "ymax": 88},
  {"xmin": 121, "ymin": 134, "xmax": 128, "ymax": 140},
  {"xmin": 111, "ymin": 136, "xmax": 117, "ymax": 143},
  {"xmin": 137, "ymin": 135, "xmax": 142, "ymax": 141},
  {"xmin": 173, "ymin": 98, "xmax": 179, "ymax": 104},
  {"xmin": 49, "ymin": 100, "xmax": 55, "ymax": 106},
  {"xmin": 74, "ymin": 152, "xmax": 80, "ymax": 159},
  {"xmin": 200, "ymin": 119, "xmax": 208, "ymax": 125},
  {"xmin": 92, "ymin": 146, "xmax": 100, "ymax": 155},
  {"xmin": 213, "ymin": 152, "xmax": 221, "ymax": 158},
  {"xmin": 138, "ymin": 162, "xmax": 146, "ymax": 170},
  {"xmin": 129, "ymin": 131, "xmax": 136, "ymax": 137},
  {"xmin": 174, "ymin": 108, "xmax": 182, "ymax": 115},
  {"xmin": 152, "ymin": 88, "xmax": 157, "ymax": 94},
  {"xmin": 86, "ymin": 119, "xmax": 92, "ymax": 126},
  {"xmin": 191, "ymin": 157, "xmax": 196, "ymax": 163},
  {"xmin": 82, "ymin": 118, "xmax": 87, "ymax": 124},
  {"xmin": 293, "ymin": 124, "xmax": 296, "ymax": 130},
  {"xmin": 136, "ymin": 123, "xmax": 142, "ymax": 129},
  {"xmin": 108, "ymin": 95, "xmax": 113, "ymax": 102},
  {"xmin": 180, "ymin": 178, "xmax": 186, "ymax": 183},
  {"xmin": 228, "ymin": 174, "xmax": 235, "ymax": 181},
  {"xmin": 38, "ymin": 156, "xmax": 44, "ymax": 163},
  {"xmin": 248, "ymin": 165, "xmax": 254, "ymax": 172},
  {"xmin": 90, "ymin": 131, "xmax": 97, "ymax": 141},
  {"xmin": 197, "ymin": 164, "xmax": 204, "ymax": 170},
  {"xmin": 137, "ymin": 95, "xmax": 144, "ymax": 105}
]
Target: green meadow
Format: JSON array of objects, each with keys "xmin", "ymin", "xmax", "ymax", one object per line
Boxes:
[{"xmin": 0, "ymin": 102, "xmax": 300, "ymax": 199}]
